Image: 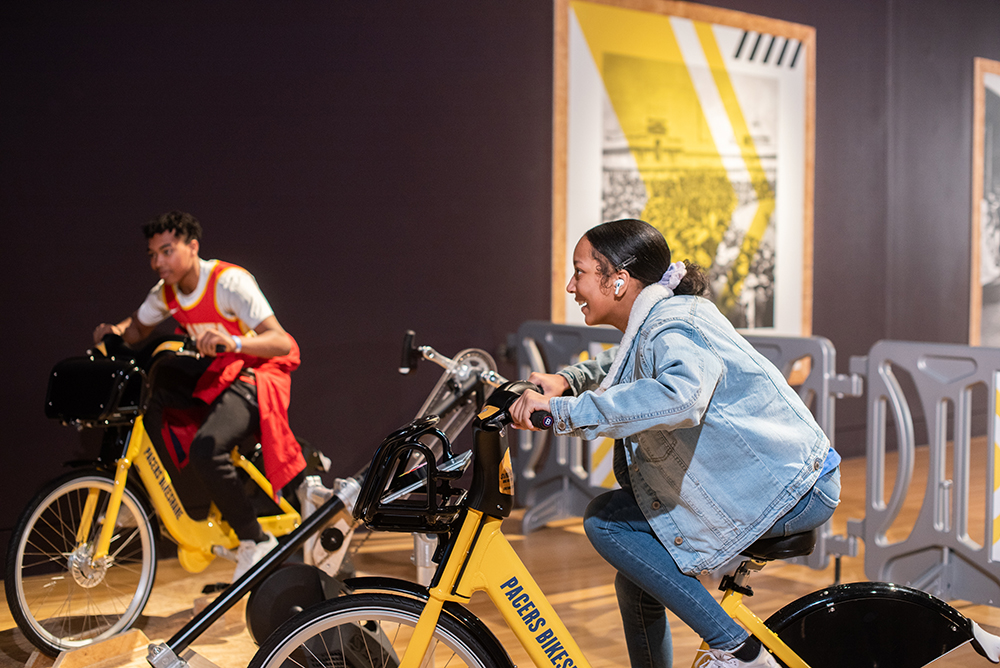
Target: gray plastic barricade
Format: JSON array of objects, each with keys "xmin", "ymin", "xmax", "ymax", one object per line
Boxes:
[
  {"xmin": 510, "ymin": 321, "xmax": 862, "ymax": 570},
  {"xmin": 511, "ymin": 322, "xmax": 622, "ymax": 534},
  {"xmin": 847, "ymin": 341, "xmax": 1000, "ymax": 605}
]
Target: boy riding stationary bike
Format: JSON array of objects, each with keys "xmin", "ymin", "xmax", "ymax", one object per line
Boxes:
[{"xmin": 94, "ymin": 210, "xmax": 305, "ymax": 579}]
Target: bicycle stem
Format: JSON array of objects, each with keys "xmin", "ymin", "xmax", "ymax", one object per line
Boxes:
[{"xmin": 417, "ymin": 345, "xmax": 508, "ymax": 388}]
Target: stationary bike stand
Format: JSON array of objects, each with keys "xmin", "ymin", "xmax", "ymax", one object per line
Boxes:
[
  {"xmin": 146, "ymin": 332, "xmax": 498, "ymax": 668},
  {"xmin": 146, "ymin": 481, "xmax": 357, "ymax": 668}
]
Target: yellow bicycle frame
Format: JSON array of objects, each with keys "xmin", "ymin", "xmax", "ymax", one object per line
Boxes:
[
  {"xmin": 692, "ymin": 581, "xmax": 810, "ymax": 668},
  {"xmin": 391, "ymin": 505, "xmax": 814, "ymax": 668},
  {"xmin": 400, "ymin": 508, "xmax": 591, "ymax": 668},
  {"xmin": 86, "ymin": 415, "xmax": 301, "ymax": 573}
]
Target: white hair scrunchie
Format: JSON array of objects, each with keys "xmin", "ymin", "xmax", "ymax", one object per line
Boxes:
[{"xmin": 658, "ymin": 261, "xmax": 687, "ymax": 291}]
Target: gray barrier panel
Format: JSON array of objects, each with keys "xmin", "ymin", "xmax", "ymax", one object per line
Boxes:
[
  {"xmin": 848, "ymin": 341, "xmax": 1000, "ymax": 605},
  {"xmin": 512, "ymin": 322, "xmax": 621, "ymax": 534},
  {"xmin": 511, "ymin": 321, "xmax": 861, "ymax": 569}
]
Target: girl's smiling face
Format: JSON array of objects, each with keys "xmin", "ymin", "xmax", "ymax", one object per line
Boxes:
[{"xmin": 567, "ymin": 236, "xmax": 618, "ymax": 327}]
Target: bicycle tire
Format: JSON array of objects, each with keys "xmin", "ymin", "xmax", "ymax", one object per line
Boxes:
[
  {"xmin": 5, "ymin": 468, "xmax": 158, "ymax": 656},
  {"xmin": 249, "ymin": 592, "xmax": 513, "ymax": 668}
]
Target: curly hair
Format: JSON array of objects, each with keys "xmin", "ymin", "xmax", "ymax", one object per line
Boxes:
[{"xmin": 142, "ymin": 211, "xmax": 203, "ymax": 243}]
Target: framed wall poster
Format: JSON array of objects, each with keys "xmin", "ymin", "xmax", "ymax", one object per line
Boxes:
[
  {"xmin": 971, "ymin": 57, "xmax": 1000, "ymax": 346},
  {"xmin": 552, "ymin": 0, "xmax": 815, "ymax": 334}
]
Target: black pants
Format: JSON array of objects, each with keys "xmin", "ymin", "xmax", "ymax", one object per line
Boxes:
[{"xmin": 143, "ymin": 354, "xmax": 265, "ymax": 542}]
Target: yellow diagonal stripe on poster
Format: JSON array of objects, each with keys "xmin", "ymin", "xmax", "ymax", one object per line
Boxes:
[
  {"xmin": 694, "ymin": 22, "xmax": 775, "ymax": 297},
  {"xmin": 570, "ymin": 0, "xmax": 775, "ymax": 315},
  {"xmin": 571, "ymin": 1, "xmax": 687, "ymax": 76},
  {"xmin": 570, "ymin": 1, "xmax": 736, "ymax": 276}
]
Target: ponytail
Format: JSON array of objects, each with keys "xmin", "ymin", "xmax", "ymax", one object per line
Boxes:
[{"xmin": 674, "ymin": 260, "xmax": 710, "ymax": 297}]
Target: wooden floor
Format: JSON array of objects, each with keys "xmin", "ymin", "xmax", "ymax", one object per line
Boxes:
[{"xmin": 2, "ymin": 445, "xmax": 1000, "ymax": 668}]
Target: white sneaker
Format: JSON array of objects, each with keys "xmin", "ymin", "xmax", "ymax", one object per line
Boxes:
[
  {"xmin": 695, "ymin": 645, "xmax": 779, "ymax": 668},
  {"xmin": 232, "ymin": 533, "xmax": 278, "ymax": 581}
]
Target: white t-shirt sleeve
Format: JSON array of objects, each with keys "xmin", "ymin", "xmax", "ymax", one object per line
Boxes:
[
  {"xmin": 135, "ymin": 281, "xmax": 171, "ymax": 327},
  {"xmin": 215, "ymin": 267, "xmax": 275, "ymax": 331}
]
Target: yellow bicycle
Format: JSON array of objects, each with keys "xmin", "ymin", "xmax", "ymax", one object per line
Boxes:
[
  {"xmin": 7, "ymin": 332, "xmax": 500, "ymax": 659},
  {"xmin": 5, "ymin": 335, "xmax": 318, "ymax": 656},
  {"xmin": 248, "ymin": 381, "xmax": 1000, "ymax": 668}
]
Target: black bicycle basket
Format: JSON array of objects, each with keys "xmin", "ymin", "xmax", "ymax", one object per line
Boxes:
[
  {"xmin": 44, "ymin": 352, "xmax": 145, "ymax": 426},
  {"xmin": 354, "ymin": 415, "xmax": 470, "ymax": 533}
]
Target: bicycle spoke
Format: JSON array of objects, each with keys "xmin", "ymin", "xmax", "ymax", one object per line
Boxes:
[
  {"xmin": 362, "ymin": 621, "xmax": 377, "ymax": 668},
  {"xmin": 298, "ymin": 635, "xmax": 324, "ymax": 667},
  {"xmin": 32, "ymin": 511, "xmax": 76, "ymax": 556},
  {"xmin": 21, "ymin": 541, "xmax": 71, "ymax": 568},
  {"xmin": 325, "ymin": 625, "xmax": 339, "ymax": 668},
  {"xmin": 421, "ymin": 637, "xmax": 442, "ymax": 668},
  {"xmin": 109, "ymin": 527, "xmax": 142, "ymax": 561},
  {"xmin": 11, "ymin": 474, "xmax": 156, "ymax": 654}
]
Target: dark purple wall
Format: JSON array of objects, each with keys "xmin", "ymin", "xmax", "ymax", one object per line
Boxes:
[
  {"xmin": 2, "ymin": 0, "xmax": 999, "ymax": 564},
  {"xmin": 0, "ymin": 1, "xmax": 555, "ymax": 557}
]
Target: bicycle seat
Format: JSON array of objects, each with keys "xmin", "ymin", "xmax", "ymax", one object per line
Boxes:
[{"xmin": 740, "ymin": 529, "xmax": 816, "ymax": 561}]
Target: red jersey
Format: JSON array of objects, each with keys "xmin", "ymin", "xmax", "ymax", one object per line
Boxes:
[
  {"xmin": 161, "ymin": 260, "xmax": 305, "ymax": 494},
  {"xmin": 163, "ymin": 260, "xmax": 251, "ymax": 339}
]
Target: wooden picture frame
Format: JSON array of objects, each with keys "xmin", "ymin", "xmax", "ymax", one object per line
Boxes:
[
  {"xmin": 970, "ymin": 57, "xmax": 1000, "ymax": 346},
  {"xmin": 552, "ymin": 0, "xmax": 815, "ymax": 334}
]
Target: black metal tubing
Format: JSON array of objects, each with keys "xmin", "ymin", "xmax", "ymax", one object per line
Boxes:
[{"xmin": 164, "ymin": 490, "xmax": 349, "ymax": 655}]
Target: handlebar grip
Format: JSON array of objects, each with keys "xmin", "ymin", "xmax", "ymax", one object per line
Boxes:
[
  {"xmin": 530, "ymin": 411, "xmax": 554, "ymax": 430},
  {"xmin": 400, "ymin": 330, "xmax": 420, "ymax": 375},
  {"xmin": 215, "ymin": 344, "xmax": 226, "ymax": 354}
]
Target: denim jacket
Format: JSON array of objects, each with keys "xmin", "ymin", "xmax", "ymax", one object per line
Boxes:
[{"xmin": 550, "ymin": 294, "xmax": 829, "ymax": 575}]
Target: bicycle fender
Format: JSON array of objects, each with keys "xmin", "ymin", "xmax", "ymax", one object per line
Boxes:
[
  {"xmin": 342, "ymin": 576, "xmax": 429, "ymax": 598},
  {"xmin": 341, "ymin": 576, "xmax": 514, "ymax": 668},
  {"xmin": 764, "ymin": 582, "xmax": 982, "ymax": 667}
]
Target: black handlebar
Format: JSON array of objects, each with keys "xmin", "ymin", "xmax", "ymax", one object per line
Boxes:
[{"xmin": 400, "ymin": 330, "xmax": 421, "ymax": 375}]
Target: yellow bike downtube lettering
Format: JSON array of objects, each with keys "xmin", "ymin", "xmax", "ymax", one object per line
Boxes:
[
  {"xmin": 496, "ymin": 572, "xmax": 588, "ymax": 668},
  {"xmin": 479, "ymin": 530, "xmax": 591, "ymax": 668}
]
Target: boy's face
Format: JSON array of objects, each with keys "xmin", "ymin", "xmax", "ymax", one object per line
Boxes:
[{"xmin": 147, "ymin": 230, "xmax": 199, "ymax": 287}]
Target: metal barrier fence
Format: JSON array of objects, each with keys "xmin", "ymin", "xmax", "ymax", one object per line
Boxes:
[
  {"xmin": 847, "ymin": 341, "xmax": 1000, "ymax": 605},
  {"xmin": 510, "ymin": 321, "xmax": 862, "ymax": 570}
]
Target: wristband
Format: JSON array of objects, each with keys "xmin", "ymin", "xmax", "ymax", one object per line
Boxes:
[{"xmin": 232, "ymin": 336, "xmax": 242, "ymax": 353}]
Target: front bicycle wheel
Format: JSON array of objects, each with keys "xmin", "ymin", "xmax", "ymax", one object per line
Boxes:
[
  {"xmin": 4, "ymin": 469, "xmax": 158, "ymax": 656},
  {"xmin": 250, "ymin": 592, "xmax": 511, "ymax": 668}
]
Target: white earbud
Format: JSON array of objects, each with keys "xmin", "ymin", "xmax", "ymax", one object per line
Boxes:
[{"xmin": 614, "ymin": 278, "xmax": 624, "ymax": 295}]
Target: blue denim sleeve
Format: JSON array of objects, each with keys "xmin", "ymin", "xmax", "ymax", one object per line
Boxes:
[
  {"xmin": 556, "ymin": 346, "xmax": 618, "ymax": 394},
  {"xmin": 549, "ymin": 325, "xmax": 722, "ymax": 440}
]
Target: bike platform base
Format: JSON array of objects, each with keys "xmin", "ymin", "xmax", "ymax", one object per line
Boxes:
[{"xmin": 26, "ymin": 630, "xmax": 222, "ymax": 668}]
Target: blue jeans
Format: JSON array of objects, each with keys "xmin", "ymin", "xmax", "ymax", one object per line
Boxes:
[{"xmin": 583, "ymin": 467, "xmax": 841, "ymax": 668}]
